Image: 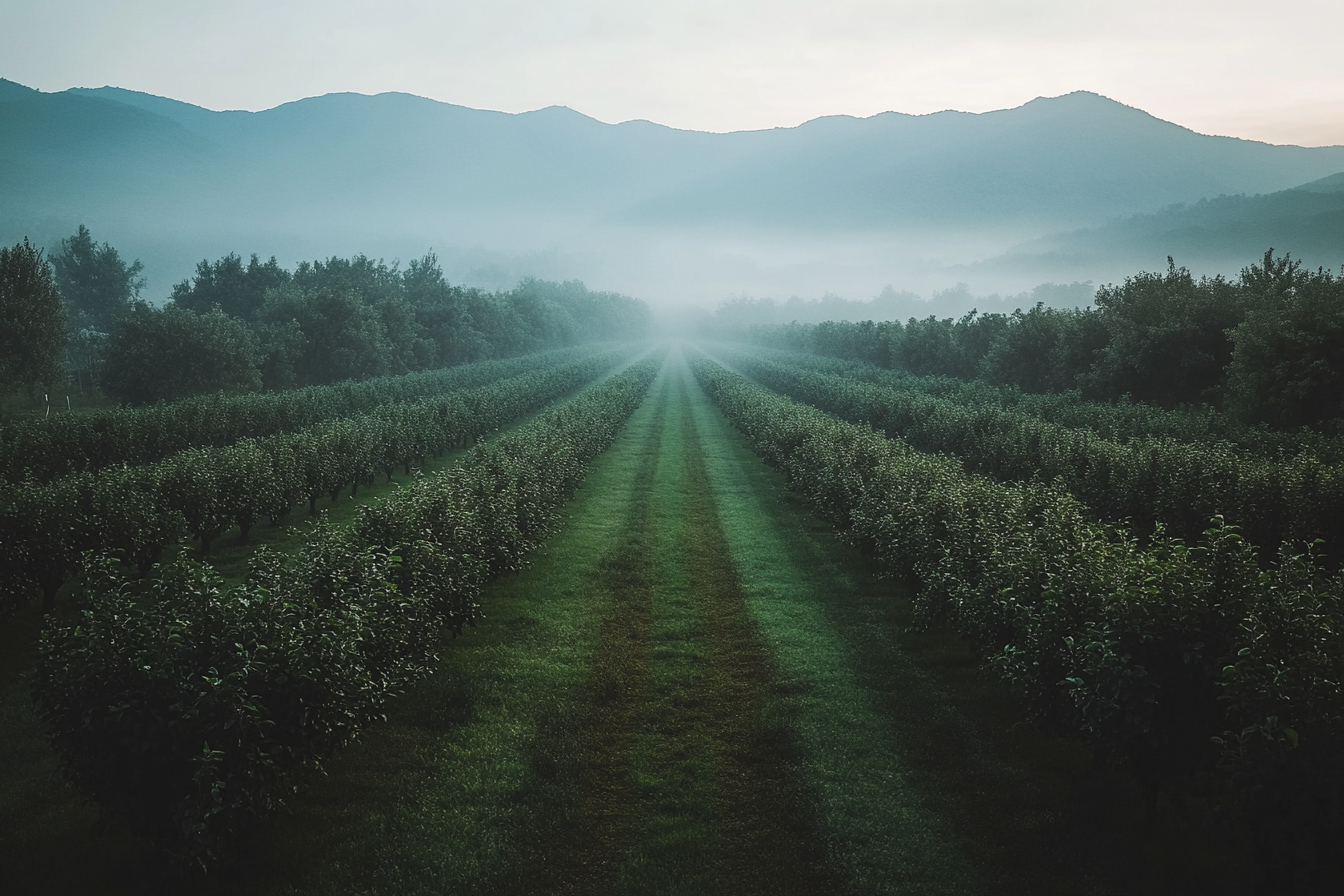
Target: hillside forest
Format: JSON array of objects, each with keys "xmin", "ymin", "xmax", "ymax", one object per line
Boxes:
[{"xmin": 1, "ymin": 225, "xmax": 652, "ymax": 407}]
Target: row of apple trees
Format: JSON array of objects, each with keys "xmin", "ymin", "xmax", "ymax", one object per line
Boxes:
[
  {"xmin": 0, "ymin": 348, "xmax": 634, "ymax": 618},
  {"xmin": 715, "ymin": 346, "xmax": 1344, "ymax": 568},
  {"xmin": 0, "ymin": 345, "xmax": 605, "ymax": 483},
  {"xmin": 692, "ymin": 354, "xmax": 1344, "ymax": 889},
  {"xmin": 31, "ymin": 351, "xmax": 663, "ymax": 871},
  {"xmin": 729, "ymin": 344, "xmax": 1344, "ymax": 463}
]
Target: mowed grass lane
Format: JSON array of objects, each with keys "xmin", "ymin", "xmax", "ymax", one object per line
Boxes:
[
  {"xmin": 3, "ymin": 346, "xmax": 1244, "ymax": 894},
  {"xmin": 205, "ymin": 348, "xmax": 833, "ymax": 895},
  {"xmin": 0, "ymin": 352, "xmax": 642, "ymax": 894}
]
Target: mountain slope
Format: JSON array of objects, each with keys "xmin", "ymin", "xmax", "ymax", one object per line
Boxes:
[
  {"xmin": 621, "ymin": 92, "xmax": 1344, "ymax": 230},
  {"xmin": 987, "ymin": 175, "xmax": 1344, "ymax": 281},
  {"xmin": 8, "ymin": 84, "xmax": 1344, "ymax": 231},
  {"xmin": 4, "ymin": 80, "xmax": 1344, "ymax": 302}
]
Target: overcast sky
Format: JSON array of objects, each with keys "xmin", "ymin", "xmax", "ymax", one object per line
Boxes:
[{"xmin": 5, "ymin": 1, "xmax": 1343, "ymax": 146}]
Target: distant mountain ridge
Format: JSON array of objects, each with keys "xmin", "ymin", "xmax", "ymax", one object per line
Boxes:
[
  {"xmin": 1298, "ymin": 171, "xmax": 1344, "ymax": 193},
  {"xmin": 987, "ymin": 179, "xmax": 1344, "ymax": 280},
  {"xmin": 3, "ymin": 77, "xmax": 1343, "ymax": 303},
  {"xmin": 8, "ymin": 79, "xmax": 1344, "ymax": 229}
]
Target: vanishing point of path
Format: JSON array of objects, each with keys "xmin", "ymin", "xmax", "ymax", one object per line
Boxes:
[{"xmin": 5, "ymin": 347, "xmax": 1247, "ymax": 895}]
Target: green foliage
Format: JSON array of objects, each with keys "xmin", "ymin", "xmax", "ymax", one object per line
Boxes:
[
  {"xmin": 1081, "ymin": 259, "xmax": 1245, "ymax": 407},
  {"xmin": 163, "ymin": 250, "xmax": 651, "ymax": 393},
  {"xmin": 719, "ymin": 346, "xmax": 1344, "ymax": 565},
  {"xmin": 259, "ymin": 284, "xmax": 394, "ymax": 386},
  {"xmin": 48, "ymin": 224, "xmax": 144, "ymax": 334},
  {"xmin": 402, "ymin": 252, "xmax": 489, "ymax": 366},
  {"xmin": 0, "ymin": 345, "xmax": 600, "ymax": 483},
  {"xmin": 1227, "ymin": 253, "xmax": 1344, "ymax": 428},
  {"xmin": 692, "ymin": 354, "xmax": 1344, "ymax": 885},
  {"xmin": 980, "ymin": 302, "xmax": 1108, "ymax": 393},
  {"xmin": 742, "ymin": 308, "xmax": 1102, "ymax": 394},
  {"xmin": 170, "ymin": 252, "xmax": 291, "ymax": 321},
  {"xmin": 30, "ymin": 350, "xmax": 663, "ymax": 869},
  {"xmin": 32, "ymin": 544, "xmax": 428, "ymax": 870},
  {"xmin": 731, "ymin": 250, "xmax": 1344, "ymax": 430},
  {"xmin": 0, "ymin": 347, "xmax": 631, "ymax": 617},
  {"xmin": 810, "ymin": 319, "xmax": 899, "ymax": 369},
  {"xmin": 0, "ymin": 472, "xmax": 89, "ymax": 614},
  {"xmin": 102, "ymin": 302, "xmax": 263, "ymax": 405},
  {"xmin": 0, "ymin": 238, "xmax": 66, "ymax": 397},
  {"xmin": 893, "ymin": 312, "xmax": 1011, "ymax": 378},
  {"xmin": 742, "ymin": 344, "xmax": 1344, "ymax": 461}
]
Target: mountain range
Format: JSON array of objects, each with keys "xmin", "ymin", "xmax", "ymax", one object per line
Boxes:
[
  {"xmin": 3, "ymin": 77, "xmax": 1342, "ymax": 307},
  {"xmin": 991, "ymin": 171, "xmax": 1344, "ymax": 282}
]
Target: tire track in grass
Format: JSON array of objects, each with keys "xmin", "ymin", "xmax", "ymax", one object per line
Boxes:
[
  {"xmin": 676, "ymin": 371, "xmax": 841, "ymax": 895},
  {"xmin": 679, "ymin": 348, "xmax": 985, "ymax": 895},
  {"xmin": 515, "ymin": 357, "xmax": 838, "ymax": 895},
  {"xmin": 502, "ymin": 366, "xmax": 669, "ymax": 895},
  {"xmin": 611, "ymin": 365, "xmax": 711, "ymax": 894},
  {"xmin": 610, "ymin": 367, "xmax": 840, "ymax": 895},
  {"xmin": 693, "ymin": 350, "xmax": 1244, "ymax": 895},
  {"xmin": 201, "ymin": 360, "xmax": 674, "ymax": 896}
]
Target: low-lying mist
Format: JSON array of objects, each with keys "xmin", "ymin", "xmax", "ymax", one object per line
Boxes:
[
  {"xmin": 6, "ymin": 80, "xmax": 1343, "ymax": 326},
  {"xmin": 8, "ymin": 213, "xmax": 1096, "ymax": 315}
]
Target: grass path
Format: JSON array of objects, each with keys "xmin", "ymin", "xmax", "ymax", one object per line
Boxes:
[
  {"xmin": 207, "ymin": 348, "xmax": 839, "ymax": 895},
  {"xmin": 0, "ymin": 353, "xmax": 639, "ymax": 894},
  {"xmin": 687, "ymin": 346, "xmax": 1246, "ymax": 894},
  {"xmin": 1, "ymin": 346, "xmax": 1247, "ymax": 894}
]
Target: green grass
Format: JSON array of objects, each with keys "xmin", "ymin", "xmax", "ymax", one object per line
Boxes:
[
  {"xmin": 686, "ymin": 346, "xmax": 1251, "ymax": 895},
  {"xmin": 604, "ymin": 360, "xmax": 838, "ymax": 896},
  {"xmin": 0, "ymin": 346, "xmax": 1253, "ymax": 894},
  {"xmin": 218, "ymin": 361, "xmax": 685, "ymax": 895}
]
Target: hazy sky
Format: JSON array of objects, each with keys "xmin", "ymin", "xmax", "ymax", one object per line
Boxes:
[{"xmin": 5, "ymin": 0, "xmax": 1343, "ymax": 145}]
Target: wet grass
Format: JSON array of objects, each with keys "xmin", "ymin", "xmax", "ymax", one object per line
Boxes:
[
  {"xmin": 212, "ymin": 349, "xmax": 846, "ymax": 895},
  {"xmin": 686, "ymin": 347, "xmax": 1251, "ymax": 895},
  {"xmin": 0, "ymin": 360, "xmax": 629, "ymax": 894},
  {"xmin": 208, "ymin": 364, "xmax": 678, "ymax": 896},
  {"xmin": 0, "ymin": 347, "xmax": 1254, "ymax": 894}
]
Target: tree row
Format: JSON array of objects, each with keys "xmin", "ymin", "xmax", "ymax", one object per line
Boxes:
[
  {"xmin": 32, "ymin": 351, "xmax": 665, "ymax": 871},
  {"xmin": 1, "ymin": 344, "xmax": 602, "ymax": 483},
  {"xmin": 691, "ymin": 353, "xmax": 1344, "ymax": 889},
  {"xmin": 733, "ymin": 344, "xmax": 1344, "ymax": 463},
  {"xmin": 2, "ymin": 226, "xmax": 652, "ymax": 407},
  {"xmin": 0, "ymin": 348, "xmax": 633, "ymax": 618},
  {"xmin": 717, "ymin": 347, "xmax": 1344, "ymax": 568}
]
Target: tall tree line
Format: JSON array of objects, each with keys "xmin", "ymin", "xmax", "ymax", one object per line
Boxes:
[
  {"xmin": 1, "ymin": 226, "xmax": 652, "ymax": 408},
  {"xmin": 725, "ymin": 251, "xmax": 1344, "ymax": 429}
]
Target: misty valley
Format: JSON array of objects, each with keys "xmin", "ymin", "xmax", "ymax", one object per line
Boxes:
[{"xmin": 3, "ymin": 78, "xmax": 1344, "ymax": 895}]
